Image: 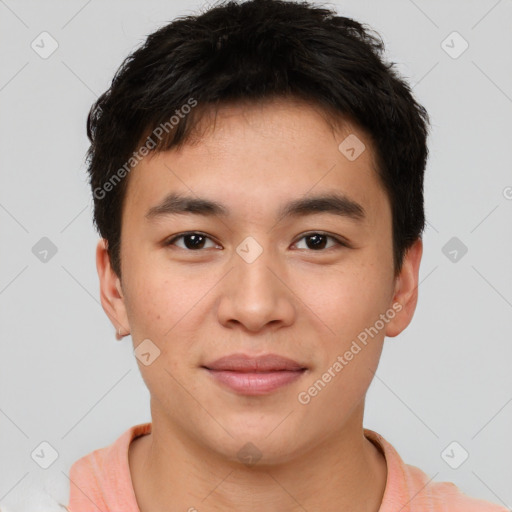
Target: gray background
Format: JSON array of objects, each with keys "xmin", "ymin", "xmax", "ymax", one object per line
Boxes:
[{"xmin": 1, "ymin": 0, "xmax": 511, "ymax": 509}]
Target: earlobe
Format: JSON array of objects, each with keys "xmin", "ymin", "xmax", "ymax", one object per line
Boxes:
[
  {"xmin": 384, "ymin": 238, "xmax": 423, "ymax": 338},
  {"xmin": 96, "ymin": 239, "xmax": 130, "ymax": 339}
]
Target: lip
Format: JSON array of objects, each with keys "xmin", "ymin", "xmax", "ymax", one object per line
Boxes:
[
  {"xmin": 202, "ymin": 353, "xmax": 308, "ymax": 396},
  {"xmin": 205, "ymin": 369, "xmax": 306, "ymax": 395},
  {"xmin": 203, "ymin": 353, "xmax": 307, "ymax": 372}
]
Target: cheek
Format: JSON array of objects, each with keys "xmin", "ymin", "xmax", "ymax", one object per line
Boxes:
[
  {"xmin": 122, "ymin": 261, "xmax": 215, "ymax": 360},
  {"xmin": 295, "ymin": 261, "xmax": 392, "ymax": 398},
  {"xmin": 123, "ymin": 277, "xmax": 167, "ymax": 337},
  {"xmin": 122, "ymin": 246, "xmax": 189, "ymax": 331},
  {"xmin": 122, "ymin": 271, "xmax": 205, "ymax": 401},
  {"xmin": 294, "ymin": 257, "xmax": 391, "ymax": 335},
  {"xmin": 296, "ymin": 267, "xmax": 389, "ymax": 418}
]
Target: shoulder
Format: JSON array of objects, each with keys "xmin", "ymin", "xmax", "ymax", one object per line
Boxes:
[
  {"xmin": 364, "ymin": 429, "xmax": 509, "ymax": 512},
  {"xmin": 405, "ymin": 463, "xmax": 509, "ymax": 511},
  {"xmin": 67, "ymin": 422, "xmax": 151, "ymax": 509}
]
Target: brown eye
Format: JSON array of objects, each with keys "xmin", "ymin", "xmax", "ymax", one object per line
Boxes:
[
  {"xmin": 294, "ymin": 232, "xmax": 347, "ymax": 251},
  {"xmin": 166, "ymin": 232, "xmax": 219, "ymax": 250}
]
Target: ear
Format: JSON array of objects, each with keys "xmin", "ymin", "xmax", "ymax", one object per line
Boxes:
[
  {"xmin": 96, "ymin": 238, "xmax": 130, "ymax": 340},
  {"xmin": 384, "ymin": 238, "xmax": 423, "ymax": 338}
]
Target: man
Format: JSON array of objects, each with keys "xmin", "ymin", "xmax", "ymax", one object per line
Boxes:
[{"xmin": 66, "ymin": 0, "xmax": 507, "ymax": 510}]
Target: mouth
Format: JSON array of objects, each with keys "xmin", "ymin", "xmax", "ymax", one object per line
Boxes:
[
  {"xmin": 203, "ymin": 353, "xmax": 307, "ymax": 372},
  {"xmin": 202, "ymin": 367, "xmax": 307, "ymax": 395},
  {"xmin": 201, "ymin": 353, "xmax": 308, "ymax": 396}
]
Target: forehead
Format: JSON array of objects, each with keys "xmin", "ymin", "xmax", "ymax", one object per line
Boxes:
[{"xmin": 123, "ymin": 98, "xmax": 389, "ymax": 230}]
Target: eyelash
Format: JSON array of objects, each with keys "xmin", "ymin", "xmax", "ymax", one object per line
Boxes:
[{"xmin": 164, "ymin": 231, "xmax": 350, "ymax": 251}]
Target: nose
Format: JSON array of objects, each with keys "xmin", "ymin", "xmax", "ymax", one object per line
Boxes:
[{"xmin": 216, "ymin": 245, "xmax": 296, "ymax": 333}]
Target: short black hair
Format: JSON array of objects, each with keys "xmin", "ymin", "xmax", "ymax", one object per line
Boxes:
[{"xmin": 86, "ymin": 0, "xmax": 430, "ymax": 278}]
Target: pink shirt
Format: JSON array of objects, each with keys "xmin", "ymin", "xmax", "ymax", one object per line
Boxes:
[{"xmin": 67, "ymin": 422, "xmax": 507, "ymax": 511}]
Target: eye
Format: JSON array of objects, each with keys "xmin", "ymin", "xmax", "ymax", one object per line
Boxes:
[
  {"xmin": 164, "ymin": 231, "xmax": 349, "ymax": 252},
  {"xmin": 165, "ymin": 232, "xmax": 220, "ymax": 250},
  {"xmin": 293, "ymin": 232, "xmax": 348, "ymax": 251}
]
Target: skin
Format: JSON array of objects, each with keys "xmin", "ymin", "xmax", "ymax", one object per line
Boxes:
[{"xmin": 96, "ymin": 97, "xmax": 422, "ymax": 512}]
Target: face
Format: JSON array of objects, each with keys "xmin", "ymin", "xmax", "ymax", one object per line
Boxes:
[{"xmin": 97, "ymin": 98, "xmax": 422, "ymax": 464}]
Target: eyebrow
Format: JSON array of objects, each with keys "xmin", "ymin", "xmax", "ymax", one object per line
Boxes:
[{"xmin": 145, "ymin": 192, "xmax": 366, "ymax": 223}]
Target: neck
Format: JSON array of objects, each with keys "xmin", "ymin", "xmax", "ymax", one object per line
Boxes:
[{"xmin": 129, "ymin": 402, "xmax": 387, "ymax": 512}]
